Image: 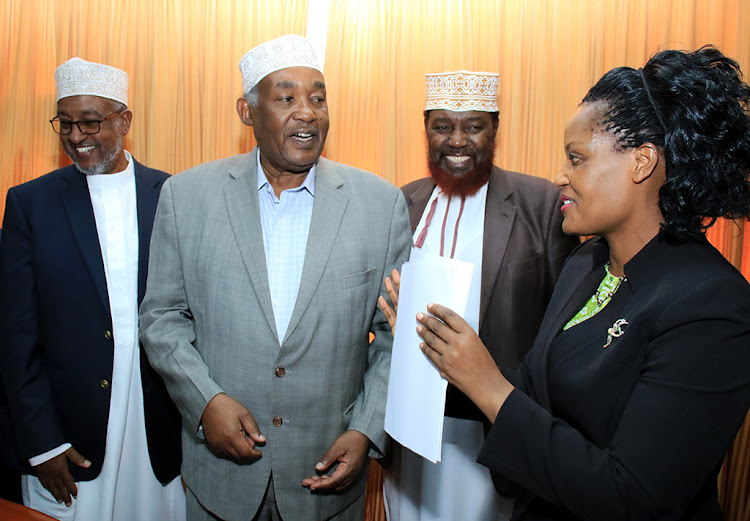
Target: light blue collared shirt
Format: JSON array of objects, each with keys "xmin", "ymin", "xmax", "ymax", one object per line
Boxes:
[{"xmin": 257, "ymin": 153, "xmax": 316, "ymax": 343}]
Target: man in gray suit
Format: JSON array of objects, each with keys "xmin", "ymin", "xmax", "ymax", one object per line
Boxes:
[{"xmin": 139, "ymin": 34, "xmax": 411, "ymax": 521}]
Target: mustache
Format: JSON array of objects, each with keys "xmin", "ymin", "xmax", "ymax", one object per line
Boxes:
[
  {"xmin": 436, "ymin": 145, "xmax": 475, "ymax": 157},
  {"xmin": 427, "ymin": 142, "xmax": 495, "ymax": 197},
  {"xmin": 288, "ymin": 126, "xmax": 319, "ymax": 136}
]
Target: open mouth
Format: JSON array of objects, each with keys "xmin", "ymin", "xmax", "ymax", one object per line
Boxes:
[
  {"xmin": 560, "ymin": 195, "xmax": 575, "ymax": 212},
  {"xmin": 290, "ymin": 129, "xmax": 318, "ymax": 143},
  {"xmin": 75, "ymin": 145, "xmax": 96, "ymax": 154},
  {"xmin": 445, "ymin": 155, "xmax": 469, "ymax": 164},
  {"xmin": 443, "ymin": 155, "xmax": 472, "ymax": 169}
]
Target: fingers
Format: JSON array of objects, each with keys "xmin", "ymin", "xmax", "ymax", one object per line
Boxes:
[
  {"xmin": 303, "ymin": 463, "xmax": 351, "ymax": 492},
  {"xmin": 302, "ymin": 430, "xmax": 369, "ymax": 493},
  {"xmin": 224, "ymin": 413, "xmax": 264, "ymax": 462},
  {"xmin": 43, "ymin": 477, "xmax": 76, "ymax": 506},
  {"xmin": 391, "ymin": 269, "xmax": 401, "ymax": 291},
  {"xmin": 210, "ymin": 424, "xmax": 263, "ymax": 462},
  {"xmin": 239, "ymin": 410, "xmax": 266, "ymax": 444},
  {"xmin": 378, "ymin": 296, "xmax": 397, "ymax": 332},
  {"xmin": 384, "ymin": 270, "xmax": 400, "ymax": 311},
  {"xmin": 381, "ymin": 269, "xmax": 403, "ymax": 335},
  {"xmin": 230, "ymin": 435, "xmax": 264, "ymax": 463},
  {"xmin": 313, "ymin": 446, "xmax": 338, "ymax": 474},
  {"xmin": 416, "ymin": 312, "xmax": 452, "ymax": 354},
  {"xmin": 65, "ymin": 447, "xmax": 91, "ymax": 469},
  {"xmin": 36, "ymin": 454, "xmax": 78, "ymax": 506},
  {"xmin": 426, "ymin": 303, "xmax": 469, "ymax": 332},
  {"xmin": 202, "ymin": 393, "xmax": 264, "ymax": 463}
]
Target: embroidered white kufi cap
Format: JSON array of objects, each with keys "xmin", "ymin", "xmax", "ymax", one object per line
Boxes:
[
  {"xmin": 239, "ymin": 34, "xmax": 322, "ymax": 94},
  {"xmin": 425, "ymin": 71, "xmax": 499, "ymax": 112},
  {"xmin": 55, "ymin": 58, "xmax": 129, "ymax": 106}
]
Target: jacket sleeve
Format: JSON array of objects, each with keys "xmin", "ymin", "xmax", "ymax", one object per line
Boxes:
[
  {"xmin": 346, "ymin": 190, "xmax": 412, "ymax": 457},
  {"xmin": 139, "ymin": 179, "xmax": 224, "ymax": 434},
  {"xmin": 0, "ymin": 188, "xmax": 67, "ymax": 460},
  {"xmin": 478, "ymin": 276, "xmax": 750, "ymax": 521}
]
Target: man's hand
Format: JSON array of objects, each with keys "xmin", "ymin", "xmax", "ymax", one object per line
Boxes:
[
  {"xmin": 35, "ymin": 446, "xmax": 91, "ymax": 507},
  {"xmin": 201, "ymin": 393, "xmax": 265, "ymax": 463},
  {"xmin": 301, "ymin": 430, "xmax": 370, "ymax": 493},
  {"xmin": 378, "ymin": 269, "xmax": 401, "ymax": 336}
]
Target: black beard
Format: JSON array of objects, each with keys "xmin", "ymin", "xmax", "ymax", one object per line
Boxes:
[{"xmin": 427, "ymin": 144, "xmax": 494, "ymax": 197}]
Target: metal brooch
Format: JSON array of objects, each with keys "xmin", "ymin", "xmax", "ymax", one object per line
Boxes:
[{"xmin": 603, "ymin": 318, "xmax": 629, "ymax": 348}]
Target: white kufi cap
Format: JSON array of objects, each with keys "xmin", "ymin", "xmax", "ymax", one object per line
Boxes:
[
  {"xmin": 55, "ymin": 58, "xmax": 129, "ymax": 106},
  {"xmin": 239, "ymin": 34, "xmax": 322, "ymax": 94},
  {"xmin": 425, "ymin": 71, "xmax": 499, "ymax": 112}
]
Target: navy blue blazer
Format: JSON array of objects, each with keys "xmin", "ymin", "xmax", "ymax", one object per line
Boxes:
[
  {"xmin": 478, "ymin": 235, "xmax": 750, "ymax": 521},
  {"xmin": 0, "ymin": 162, "xmax": 181, "ymax": 483}
]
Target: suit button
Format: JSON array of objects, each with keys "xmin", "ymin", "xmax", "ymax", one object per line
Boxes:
[
  {"xmin": 272, "ymin": 417, "xmax": 283, "ymax": 427},
  {"xmin": 275, "ymin": 367, "xmax": 286, "ymax": 378},
  {"xmin": 100, "ymin": 380, "xmax": 110, "ymax": 389},
  {"xmin": 104, "ymin": 331, "xmax": 113, "ymax": 340}
]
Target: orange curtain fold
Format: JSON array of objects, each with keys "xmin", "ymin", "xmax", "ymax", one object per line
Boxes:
[
  {"xmin": 2, "ymin": 2, "xmax": 750, "ymax": 520},
  {"xmin": 0, "ymin": 0, "xmax": 309, "ymax": 193}
]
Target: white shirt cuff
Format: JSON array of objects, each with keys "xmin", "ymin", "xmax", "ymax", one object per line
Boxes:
[{"xmin": 29, "ymin": 443, "xmax": 72, "ymax": 466}]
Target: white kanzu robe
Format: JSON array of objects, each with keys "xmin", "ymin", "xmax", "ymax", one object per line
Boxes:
[
  {"xmin": 23, "ymin": 155, "xmax": 185, "ymax": 521},
  {"xmin": 384, "ymin": 183, "xmax": 513, "ymax": 521}
]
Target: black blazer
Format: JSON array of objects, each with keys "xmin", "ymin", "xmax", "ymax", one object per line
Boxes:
[
  {"xmin": 0, "ymin": 162, "xmax": 182, "ymax": 483},
  {"xmin": 402, "ymin": 167, "xmax": 579, "ymax": 419},
  {"xmin": 478, "ymin": 235, "xmax": 750, "ymax": 521}
]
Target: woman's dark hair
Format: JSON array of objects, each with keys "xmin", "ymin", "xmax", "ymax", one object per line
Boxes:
[{"xmin": 582, "ymin": 45, "xmax": 750, "ymax": 241}]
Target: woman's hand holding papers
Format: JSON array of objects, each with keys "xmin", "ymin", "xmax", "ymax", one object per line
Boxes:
[{"xmin": 416, "ymin": 303, "xmax": 514, "ymax": 424}]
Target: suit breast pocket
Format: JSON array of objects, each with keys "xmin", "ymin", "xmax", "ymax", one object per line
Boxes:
[
  {"xmin": 338, "ymin": 267, "xmax": 376, "ymax": 290},
  {"xmin": 503, "ymin": 253, "xmax": 543, "ymax": 278}
]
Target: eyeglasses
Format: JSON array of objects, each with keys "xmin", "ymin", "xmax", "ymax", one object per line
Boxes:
[{"xmin": 49, "ymin": 111, "xmax": 123, "ymax": 135}]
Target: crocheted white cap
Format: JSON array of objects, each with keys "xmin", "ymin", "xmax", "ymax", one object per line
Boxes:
[
  {"xmin": 55, "ymin": 58, "xmax": 129, "ymax": 106},
  {"xmin": 425, "ymin": 71, "xmax": 499, "ymax": 112},
  {"xmin": 239, "ymin": 34, "xmax": 323, "ymax": 94}
]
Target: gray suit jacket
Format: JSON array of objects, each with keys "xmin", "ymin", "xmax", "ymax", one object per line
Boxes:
[
  {"xmin": 402, "ymin": 167, "xmax": 579, "ymax": 420},
  {"xmin": 139, "ymin": 148, "xmax": 411, "ymax": 521}
]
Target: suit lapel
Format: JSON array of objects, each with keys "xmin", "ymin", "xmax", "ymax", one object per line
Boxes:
[
  {"xmin": 60, "ymin": 166, "xmax": 111, "ymax": 314},
  {"xmin": 479, "ymin": 168, "xmax": 516, "ymax": 328},
  {"xmin": 134, "ymin": 162, "xmax": 161, "ymax": 306},
  {"xmin": 282, "ymin": 158, "xmax": 348, "ymax": 345},
  {"xmin": 532, "ymin": 238, "xmax": 607, "ymax": 409},
  {"xmin": 405, "ymin": 172, "xmax": 515, "ymax": 329},
  {"xmin": 405, "ymin": 179, "xmax": 436, "ymax": 232},
  {"xmin": 224, "ymin": 150, "xmax": 279, "ymax": 344},
  {"xmin": 538, "ymin": 239, "xmax": 607, "ymax": 346}
]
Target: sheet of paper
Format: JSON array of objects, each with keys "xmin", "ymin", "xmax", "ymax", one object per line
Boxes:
[{"xmin": 384, "ymin": 248, "xmax": 475, "ymax": 463}]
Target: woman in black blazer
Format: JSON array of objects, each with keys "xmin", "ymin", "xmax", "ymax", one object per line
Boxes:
[{"xmin": 408, "ymin": 46, "xmax": 750, "ymax": 520}]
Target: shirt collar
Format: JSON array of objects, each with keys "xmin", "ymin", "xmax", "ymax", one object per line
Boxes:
[
  {"xmin": 435, "ymin": 181, "xmax": 489, "ymax": 202},
  {"xmin": 85, "ymin": 149, "xmax": 135, "ymax": 191},
  {"xmin": 256, "ymin": 151, "xmax": 316, "ymax": 196},
  {"xmin": 596, "ymin": 232, "xmax": 707, "ymax": 294}
]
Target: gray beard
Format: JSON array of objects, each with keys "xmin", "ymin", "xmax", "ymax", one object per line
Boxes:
[{"xmin": 73, "ymin": 135, "xmax": 124, "ymax": 176}]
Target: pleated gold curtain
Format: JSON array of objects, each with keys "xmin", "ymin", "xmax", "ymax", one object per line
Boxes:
[
  {"xmin": 0, "ymin": 0, "xmax": 309, "ymax": 193},
  {"xmin": 329, "ymin": 2, "xmax": 750, "ymax": 514},
  {"xmin": 2, "ymin": 1, "xmax": 749, "ymax": 520}
]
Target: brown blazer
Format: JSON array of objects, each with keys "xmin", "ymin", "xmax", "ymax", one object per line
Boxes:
[{"xmin": 402, "ymin": 167, "xmax": 580, "ymax": 420}]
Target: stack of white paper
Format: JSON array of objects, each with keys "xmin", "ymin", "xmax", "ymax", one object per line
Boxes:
[{"xmin": 384, "ymin": 248, "xmax": 475, "ymax": 463}]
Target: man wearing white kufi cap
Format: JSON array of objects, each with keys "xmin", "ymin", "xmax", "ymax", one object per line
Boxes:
[
  {"xmin": 380, "ymin": 71, "xmax": 579, "ymax": 520},
  {"xmin": 0, "ymin": 57, "xmax": 185, "ymax": 521},
  {"xmin": 139, "ymin": 34, "xmax": 411, "ymax": 521}
]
